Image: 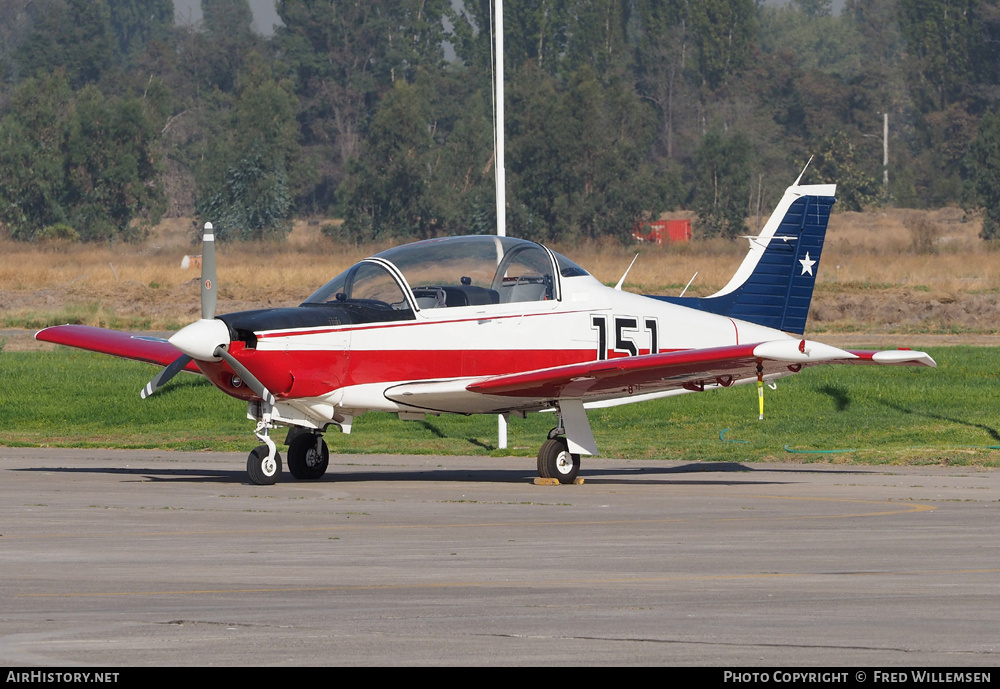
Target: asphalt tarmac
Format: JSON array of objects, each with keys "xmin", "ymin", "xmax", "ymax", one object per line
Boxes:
[{"xmin": 1, "ymin": 448, "xmax": 997, "ymax": 667}]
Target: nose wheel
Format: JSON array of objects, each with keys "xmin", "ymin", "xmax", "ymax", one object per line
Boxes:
[
  {"xmin": 537, "ymin": 437, "xmax": 580, "ymax": 484},
  {"xmin": 247, "ymin": 444, "xmax": 282, "ymax": 485}
]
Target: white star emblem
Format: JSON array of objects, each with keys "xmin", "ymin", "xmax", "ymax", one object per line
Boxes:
[{"xmin": 799, "ymin": 252, "xmax": 816, "ymax": 276}]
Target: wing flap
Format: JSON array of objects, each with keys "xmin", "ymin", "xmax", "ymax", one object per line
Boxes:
[{"xmin": 36, "ymin": 325, "xmax": 201, "ymax": 373}]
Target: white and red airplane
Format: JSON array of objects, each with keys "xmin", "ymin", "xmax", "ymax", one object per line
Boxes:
[{"xmin": 36, "ymin": 180, "xmax": 935, "ymax": 485}]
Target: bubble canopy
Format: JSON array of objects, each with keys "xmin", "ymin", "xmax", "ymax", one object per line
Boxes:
[{"xmin": 303, "ymin": 235, "xmax": 589, "ymax": 311}]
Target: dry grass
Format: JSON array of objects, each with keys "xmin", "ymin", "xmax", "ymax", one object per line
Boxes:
[{"xmin": 3, "ymin": 208, "xmax": 999, "ymax": 336}]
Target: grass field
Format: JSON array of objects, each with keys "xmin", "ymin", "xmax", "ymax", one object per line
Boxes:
[{"xmin": 3, "ymin": 347, "xmax": 997, "ymax": 467}]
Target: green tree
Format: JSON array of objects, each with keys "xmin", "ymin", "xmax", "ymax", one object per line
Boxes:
[
  {"xmin": 452, "ymin": 0, "xmax": 571, "ymax": 76},
  {"xmin": 0, "ymin": 1, "xmax": 34, "ymax": 83},
  {"xmin": 965, "ymin": 111, "xmax": 1000, "ymax": 240},
  {"xmin": 562, "ymin": 0, "xmax": 631, "ymax": 78},
  {"xmin": 202, "ymin": 0, "xmax": 254, "ymax": 35},
  {"xmin": 15, "ymin": 0, "xmax": 114, "ymax": 87},
  {"xmin": 197, "ymin": 0, "xmax": 259, "ymax": 93},
  {"xmin": 0, "ymin": 73, "xmax": 165, "ymax": 241},
  {"xmin": 63, "ymin": 86, "xmax": 167, "ymax": 241},
  {"xmin": 275, "ymin": 0, "xmax": 451, "ymax": 210},
  {"xmin": 506, "ymin": 65, "xmax": 665, "ymax": 242},
  {"xmin": 195, "ymin": 57, "xmax": 301, "ymax": 240},
  {"xmin": 813, "ymin": 130, "xmax": 881, "ymax": 211},
  {"xmin": 687, "ymin": 0, "xmax": 757, "ymax": 90},
  {"xmin": 794, "ymin": 0, "xmax": 833, "ymax": 17},
  {"xmin": 897, "ymin": 0, "xmax": 996, "ymax": 112},
  {"xmin": 0, "ymin": 74, "xmax": 75, "ymax": 240},
  {"xmin": 419, "ymin": 72, "xmax": 497, "ymax": 236},
  {"xmin": 108, "ymin": 0, "xmax": 175, "ymax": 60},
  {"xmin": 338, "ymin": 81, "xmax": 438, "ymax": 241},
  {"xmin": 632, "ymin": 0, "xmax": 696, "ymax": 161},
  {"xmin": 758, "ymin": 1, "xmax": 862, "ymax": 78},
  {"xmin": 693, "ymin": 130, "xmax": 752, "ymax": 238}
]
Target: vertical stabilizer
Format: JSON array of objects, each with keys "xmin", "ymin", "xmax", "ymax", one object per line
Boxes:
[{"xmin": 651, "ymin": 183, "xmax": 836, "ymax": 335}]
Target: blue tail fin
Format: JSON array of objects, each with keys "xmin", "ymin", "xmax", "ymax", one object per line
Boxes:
[{"xmin": 650, "ymin": 183, "xmax": 836, "ymax": 335}]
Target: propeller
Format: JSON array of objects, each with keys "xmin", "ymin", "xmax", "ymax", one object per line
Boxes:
[
  {"xmin": 140, "ymin": 223, "xmax": 274, "ymax": 406},
  {"xmin": 140, "ymin": 353, "xmax": 192, "ymax": 399}
]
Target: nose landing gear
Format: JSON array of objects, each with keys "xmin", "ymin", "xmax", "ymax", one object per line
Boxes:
[
  {"xmin": 247, "ymin": 443, "xmax": 282, "ymax": 485},
  {"xmin": 247, "ymin": 403, "xmax": 282, "ymax": 485}
]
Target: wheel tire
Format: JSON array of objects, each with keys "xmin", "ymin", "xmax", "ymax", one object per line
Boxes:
[
  {"xmin": 537, "ymin": 437, "xmax": 580, "ymax": 484},
  {"xmin": 247, "ymin": 444, "xmax": 282, "ymax": 485},
  {"xmin": 287, "ymin": 434, "xmax": 329, "ymax": 480}
]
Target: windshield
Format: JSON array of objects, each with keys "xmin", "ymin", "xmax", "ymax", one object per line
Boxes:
[{"xmin": 302, "ymin": 260, "xmax": 412, "ymax": 312}]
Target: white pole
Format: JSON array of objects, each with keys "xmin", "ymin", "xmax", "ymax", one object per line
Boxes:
[
  {"xmin": 495, "ymin": 0, "xmax": 506, "ymax": 239},
  {"xmin": 495, "ymin": 0, "xmax": 508, "ymax": 448},
  {"xmin": 882, "ymin": 112, "xmax": 889, "ymax": 199}
]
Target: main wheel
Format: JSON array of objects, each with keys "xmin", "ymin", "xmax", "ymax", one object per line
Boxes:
[
  {"xmin": 247, "ymin": 444, "xmax": 282, "ymax": 485},
  {"xmin": 287, "ymin": 434, "xmax": 329, "ymax": 480},
  {"xmin": 537, "ymin": 437, "xmax": 580, "ymax": 484}
]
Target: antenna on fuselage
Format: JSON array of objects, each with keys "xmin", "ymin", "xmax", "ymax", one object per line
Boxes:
[
  {"xmin": 614, "ymin": 255, "xmax": 639, "ymax": 291},
  {"xmin": 679, "ymin": 272, "xmax": 698, "ymax": 298}
]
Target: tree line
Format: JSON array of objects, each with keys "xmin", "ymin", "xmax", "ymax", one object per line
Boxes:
[{"xmin": 2, "ymin": 0, "xmax": 1000, "ymax": 244}]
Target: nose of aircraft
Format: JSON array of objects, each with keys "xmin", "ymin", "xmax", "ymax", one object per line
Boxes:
[{"xmin": 168, "ymin": 318, "xmax": 231, "ymax": 361}]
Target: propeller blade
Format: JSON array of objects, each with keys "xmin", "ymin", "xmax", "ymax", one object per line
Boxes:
[
  {"xmin": 215, "ymin": 346, "xmax": 276, "ymax": 406},
  {"xmin": 144, "ymin": 223, "xmax": 224, "ymax": 399},
  {"xmin": 140, "ymin": 354, "xmax": 192, "ymax": 399},
  {"xmin": 201, "ymin": 222, "xmax": 217, "ymax": 321}
]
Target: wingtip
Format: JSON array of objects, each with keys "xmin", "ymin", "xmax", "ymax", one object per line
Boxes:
[
  {"xmin": 871, "ymin": 350, "xmax": 937, "ymax": 367},
  {"xmin": 34, "ymin": 324, "xmax": 61, "ymax": 341}
]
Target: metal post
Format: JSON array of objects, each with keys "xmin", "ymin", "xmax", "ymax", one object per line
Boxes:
[
  {"xmin": 882, "ymin": 112, "xmax": 889, "ymax": 199},
  {"xmin": 495, "ymin": 0, "xmax": 507, "ymax": 448}
]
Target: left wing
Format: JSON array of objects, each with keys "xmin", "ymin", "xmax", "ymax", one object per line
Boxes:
[
  {"xmin": 470, "ymin": 340, "xmax": 934, "ymax": 402},
  {"xmin": 385, "ymin": 340, "xmax": 935, "ymax": 416}
]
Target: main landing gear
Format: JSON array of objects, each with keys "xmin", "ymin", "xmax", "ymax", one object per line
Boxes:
[
  {"xmin": 537, "ymin": 429, "xmax": 581, "ymax": 484},
  {"xmin": 286, "ymin": 433, "xmax": 330, "ymax": 480}
]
